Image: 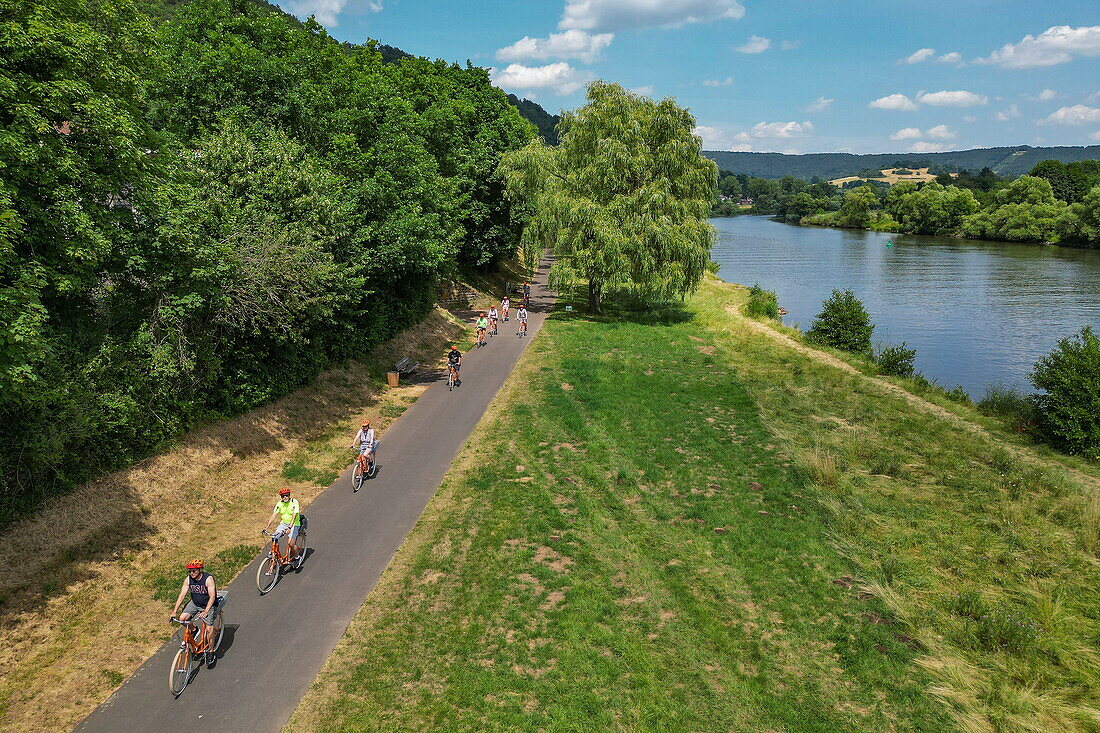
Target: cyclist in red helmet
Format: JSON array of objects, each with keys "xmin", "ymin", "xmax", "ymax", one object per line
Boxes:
[
  {"xmin": 263, "ymin": 488, "xmax": 302, "ymax": 562},
  {"xmin": 171, "ymin": 560, "xmax": 218, "ymax": 634}
]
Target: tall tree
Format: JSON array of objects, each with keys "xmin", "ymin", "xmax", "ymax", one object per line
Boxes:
[{"xmin": 499, "ymin": 82, "xmax": 717, "ymax": 313}]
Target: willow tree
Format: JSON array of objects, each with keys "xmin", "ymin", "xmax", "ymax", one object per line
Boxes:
[{"xmin": 499, "ymin": 82, "xmax": 717, "ymax": 313}]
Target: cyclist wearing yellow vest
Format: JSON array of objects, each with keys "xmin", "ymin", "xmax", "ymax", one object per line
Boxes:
[{"xmin": 263, "ymin": 488, "xmax": 301, "ymax": 562}]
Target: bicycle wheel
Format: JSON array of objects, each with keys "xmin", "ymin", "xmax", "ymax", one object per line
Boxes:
[
  {"xmin": 168, "ymin": 647, "xmax": 190, "ymax": 696},
  {"xmin": 295, "ymin": 534, "xmax": 307, "ymax": 570},
  {"xmin": 367, "ymin": 459, "xmax": 378, "ymax": 479},
  {"xmin": 211, "ymin": 616, "xmax": 225, "ymax": 656},
  {"xmin": 256, "ymin": 555, "xmax": 279, "ymax": 594},
  {"xmin": 352, "ymin": 462, "xmax": 364, "ymax": 492}
]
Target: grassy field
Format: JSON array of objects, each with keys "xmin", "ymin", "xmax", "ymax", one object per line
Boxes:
[{"xmin": 283, "ymin": 276, "xmax": 1095, "ymax": 732}]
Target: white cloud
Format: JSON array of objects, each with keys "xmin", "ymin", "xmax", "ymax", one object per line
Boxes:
[
  {"xmin": 1091, "ymin": 130, "xmax": 1100, "ymax": 141},
  {"xmin": 980, "ymin": 25, "xmax": 1100, "ymax": 68},
  {"xmin": 900, "ymin": 48, "xmax": 935, "ymax": 64},
  {"xmin": 917, "ymin": 90, "xmax": 988, "ymax": 107},
  {"xmin": 869, "ymin": 93, "xmax": 918, "ymax": 111},
  {"xmin": 910, "ymin": 141, "xmax": 945, "ymax": 152},
  {"xmin": 806, "ymin": 96, "xmax": 833, "ymax": 112},
  {"xmin": 780, "ymin": 40, "xmax": 801, "ymax": 51},
  {"xmin": 1040, "ymin": 104, "xmax": 1100, "ymax": 126},
  {"xmin": 561, "ymin": 0, "xmax": 744, "ymax": 32},
  {"xmin": 702, "ymin": 77, "xmax": 734, "ymax": 87},
  {"xmin": 781, "ymin": 148, "xmax": 801, "ymax": 155},
  {"xmin": 1037, "ymin": 88, "xmax": 1058, "ymax": 101},
  {"xmin": 285, "ymin": 0, "xmax": 361, "ymax": 26},
  {"xmin": 693, "ymin": 126, "xmax": 752, "ymax": 151},
  {"xmin": 736, "ymin": 35, "xmax": 771, "ymax": 54},
  {"xmin": 630, "ymin": 85, "xmax": 655, "ymax": 96},
  {"xmin": 926, "ymin": 124, "xmax": 957, "ymax": 139},
  {"xmin": 496, "ymin": 30, "xmax": 614, "ymax": 63},
  {"xmin": 963, "ymin": 115, "xmax": 978, "ymax": 123},
  {"xmin": 937, "ymin": 51, "xmax": 963, "ymax": 64},
  {"xmin": 889, "ymin": 127, "xmax": 922, "ymax": 140},
  {"xmin": 996, "ymin": 103, "xmax": 1021, "ymax": 121},
  {"xmin": 751, "ymin": 120, "xmax": 813, "ymax": 138},
  {"xmin": 491, "ymin": 62, "xmax": 596, "ymax": 95}
]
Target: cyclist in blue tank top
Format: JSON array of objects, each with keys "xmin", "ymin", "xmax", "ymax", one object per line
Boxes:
[{"xmin": 172, "ymin": 559, "xmax": 217, "ymax": 627}]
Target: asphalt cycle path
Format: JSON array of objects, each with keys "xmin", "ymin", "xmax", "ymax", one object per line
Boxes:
[{"xmin": 77, "ymin": 261, "xmax": 552, "ymax": 732}]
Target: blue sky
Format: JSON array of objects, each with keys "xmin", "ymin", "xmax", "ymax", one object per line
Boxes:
[{"xmin": 282, "ymin": 0, "xmax": 1100, "ymax": 154}]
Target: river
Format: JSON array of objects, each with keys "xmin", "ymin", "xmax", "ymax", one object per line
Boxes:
[{"xmin": 711, "ymin": 216, "xmax": 1100, "ymax": 396}]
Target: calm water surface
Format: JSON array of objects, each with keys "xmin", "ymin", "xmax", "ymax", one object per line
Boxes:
[{"xmin": 711, "ymin": 216, "xmax": 1100, "ymax": 396}]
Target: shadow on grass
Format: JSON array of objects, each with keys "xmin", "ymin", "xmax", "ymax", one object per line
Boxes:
[{"xmin": 548, "ymin": 299, "xmax": 694, "ymax": 327}]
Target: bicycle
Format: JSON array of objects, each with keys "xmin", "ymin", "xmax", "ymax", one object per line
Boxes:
[
  {"xmin": 476, "ymin": 328, "xmax": 487, "ymax": 348},
  {"xmin": 448, "ymin": 365, "xmax": 459, "ymax": 391},
  {"xmin": 489, "ymin": 319, "xmax": 498, "ymax": 337},
  {"xmin": 518, "ymin": 320, "xmax": 527, "ymax": 338},
  {"xmin": 168, "ymin": 595, "xmax": 226, "ymax": 697},
  {"xmin": 257, "ymin": 527, "xmax": 307, "ymax": 593},
  {"xmin": 352, "ymin": 445, "xmax": 377, "ymax": 492}
]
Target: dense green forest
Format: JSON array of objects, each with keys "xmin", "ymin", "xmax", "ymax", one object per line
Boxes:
[
  {"xmin": 0, "ymin": 0, "xmax": 537, "ymax": 520},
  {"xmin": 704, "ymin": 146, "xmax": 1100, "ymax": 180},
  {"xmin": 715, "ymin": 161, "xmax": 1100, "ymax": 246}
]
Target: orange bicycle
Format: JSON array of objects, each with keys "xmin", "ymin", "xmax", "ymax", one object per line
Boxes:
[
  {"xmin": 168, "ymin": 593, "xmax": 226, "ymax": 697},
  {"xmin": 257, "ymin": 527, "xmax": 307, "ymax": 593}
]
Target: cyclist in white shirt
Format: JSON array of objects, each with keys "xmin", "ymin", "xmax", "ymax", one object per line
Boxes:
[
  {"xmin": 517, "ymin": 305, "xmax": 528, "ymax": 335},
  {"xmin": 351, "ymin": 420, "xmax": 375, "ymax": 473},
  {"xmin": 488, "ymin": 305, "xmax": 499, "ymax": 335},
  {"xmin": 501, "ymin": 296, "xmax": 510, "ymax": 322}
]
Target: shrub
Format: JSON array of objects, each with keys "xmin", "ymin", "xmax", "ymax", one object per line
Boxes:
[
  {"xmin": 745, "ymin": 284, "xmax": 779, "ymax": 319},
  {"xmin": 1029, "ymin": 326, "xmax": 1100, "ymax": 458},
  {"xmin": 807, "ymin": 289, "xmax": 874, "ymax": 353},
  {"xmin": 978, "ymin": 385, "xmax": 1037, "ymax": 433},
  {"xmin": 875, "ymin": 342, "xmax": 916, "ymax": 377}
]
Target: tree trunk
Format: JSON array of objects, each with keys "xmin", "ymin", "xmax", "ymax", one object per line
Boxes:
[{"xmin": 587, "ymin": 280, "xmax": 602, "ymax": 314}]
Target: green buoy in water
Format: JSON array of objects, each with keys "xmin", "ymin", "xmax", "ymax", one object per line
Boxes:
[{"xmin": 886, "ymin": 241, "xmax": 893, "ymax": 247}]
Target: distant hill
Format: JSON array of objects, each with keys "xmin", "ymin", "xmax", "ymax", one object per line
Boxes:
[
  {"xmin": 506, "ymin": 95, "xmax": 560, "ymax": 146},
  {"xmin": 703, "ymin": 146, "xmax": 1100, "ymax": 180}
]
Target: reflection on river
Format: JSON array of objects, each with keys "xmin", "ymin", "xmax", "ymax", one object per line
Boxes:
[{"xmin": 711, "ymin": 216, "xmax": 1100, "ymax": 396}]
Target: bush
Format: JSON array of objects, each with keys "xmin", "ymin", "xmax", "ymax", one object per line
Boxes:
[
  {"xmin": 876, "ymin": 342, "xmax": 916, "ymax": 377},
  {"xmin": 807, "ymin": 289, "xmax": 874, "ymax": 353},
  {"xmin": 978, "ymin": 385, "xmax": 1037, "ymax": 433},
  {"xmin": 1029, "ymin": 326, "xmax": 1100, "ymax": 458},
  {"xmin": 745, "ymin": 284, "xmax": 779, "ymax": 319}
]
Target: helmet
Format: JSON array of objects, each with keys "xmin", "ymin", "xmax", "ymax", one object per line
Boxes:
[
  {"xmin": 186, "ymin": 560, "xmax": 204, "ymax": 569},
  {"xmin": 450, "ymin": 345, "xmax": 458, "ymax": 350},
  {"xmin": 279, "ymin": 487, "xmax": 291, "ymax": 497}
]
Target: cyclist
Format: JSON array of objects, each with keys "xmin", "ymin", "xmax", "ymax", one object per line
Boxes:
[
  {"xmin": 521, "ymin": 281, "xmax": 531, "ymax": 307},
  {"xmin": 517, "ymin": 304, "xmax": 528, "ymax": 336},
  {"xmin": 488, "ymin": 305, "xmax": 499, "ymax": 335},
  {"xmin": 171, "ymin": 560, "xmax": 218, "ymax": 663},
  {"xmin": 263, "ymin": 488, "xmax": 301, "ymax": 564},
  {"xmin": 501, "ymin": 296, "xmax": 510, "ymax": 322},
  {"xmin": 475, "ymin": 312, "xmax": 489, "ymax": 347},
  {"xmin": 447, "ymin": 344, "xmax": 462, "ymax": 386},
  {"xmin": 351, "ymin": 420, "xmax": 375, "ymax": 473}
]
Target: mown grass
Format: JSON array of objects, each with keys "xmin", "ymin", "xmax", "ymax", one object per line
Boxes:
[{"xmin": 289, "ymin": 293, "xmax": 967, "ymax": 730}]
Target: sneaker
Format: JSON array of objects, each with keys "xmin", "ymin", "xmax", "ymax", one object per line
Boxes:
[{"xmin": 293, "ymin": 555, "xmax": 302, "ymax": 562}]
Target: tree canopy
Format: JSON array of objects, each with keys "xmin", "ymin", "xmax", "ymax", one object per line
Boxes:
[
  {"xmin": 0, "ymin": 0, "xmax": 536, "ymax": 519},
  {"xmin": 500, "ymin": 82, "xmax": 717, "ymax": 313}
]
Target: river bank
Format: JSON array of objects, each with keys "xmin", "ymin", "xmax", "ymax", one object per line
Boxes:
[
  {"xmin": 286, "ymin": 277, "xmax": 1100, "ymax": 732},
  {"xmin": 711, "ymin": 215, "xmax": 1100, "ymax": 396}
]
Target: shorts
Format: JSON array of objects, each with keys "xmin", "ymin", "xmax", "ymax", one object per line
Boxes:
[
  {"xmin": 182, "ymin": 600, "xmax": 219, "ymax": 625},
  {"xmin": 448, "ymin": 362, "xmax": 461, "ymax": 372},
  {"xmin": 275, "ymin": 522, "xmax": 300, "ymax": 540}
]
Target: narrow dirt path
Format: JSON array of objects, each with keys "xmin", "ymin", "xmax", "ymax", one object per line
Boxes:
[{"xmin": 731, "ymin": 306, "xmax": 1100, "ymax": 493}]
